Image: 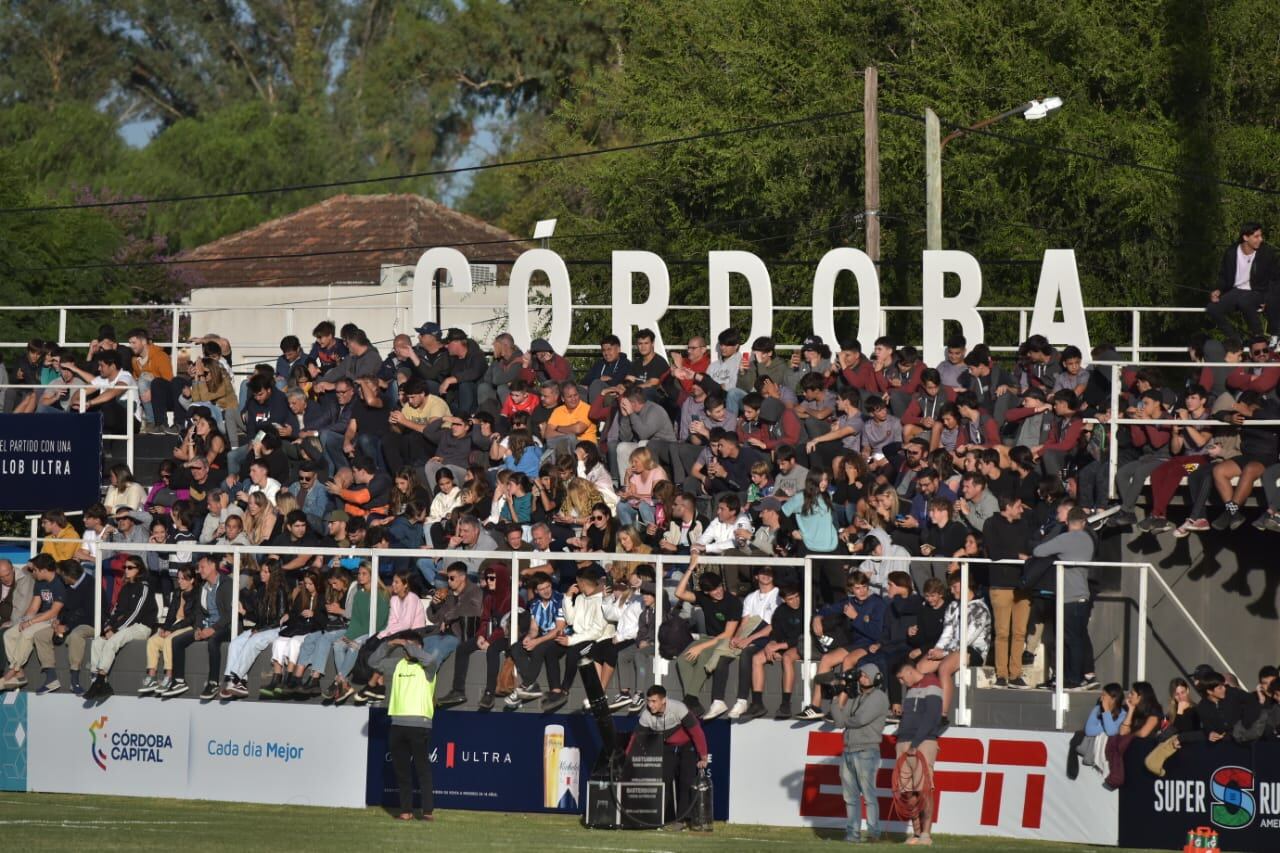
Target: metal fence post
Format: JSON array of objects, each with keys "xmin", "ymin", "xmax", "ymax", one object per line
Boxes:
[
  {"xmin": 170, "ymin": 308, "xmax": 182, "ymax": 374},
  {"xmin": 958, "ymin": 560, "xmax": 969, "ymax": 726},
  {"xmin": 371, "ymin": 553, "xmax": 380, "ymax": 636},
  {"xmin": 57, "ymin": 308, "xmax": 67, "ymax": 348},
  {"xmin": 1137, "ymin": 564, "xmax": 1149, "ymax": 683},
  {"xmin": 126, "ymin": 389, "xmax": 135, "ymax": 472},
  {"xmin": 27, "ymin": 516, "xmax": 37, "ymax": 559},
  {"xmin": 802, "ymin": 557, "xmax": 813, "ymax": 706},
  {"xmin": 510, "ymin": 555, "xmax": 520, "ymax": 657},
  {"xmin": 1108, "ymin": 364, "xmax": 1120, "ymax": 500},
  {"xmin": 93, "ymin": 549, "xmax": 103, "ymax": 639},
  {"xmin": 230, "ymin": 551, "xmax": 241, "ymax": 643},
  {"xmin": 1054, "ymin": 562, "xmax": 1066, "ymax": 730},
  {"xmin": 1130, "ymin": 311, "xmax": 1141, "ymax": 364},
  {"xmin": 653, "ymin": 556, "xmax": 666, "ymax": 680}
]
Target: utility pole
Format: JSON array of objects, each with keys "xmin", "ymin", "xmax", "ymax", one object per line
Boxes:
[
  {"xmin": 863, "ymin": 66, "xmax": 880, "ymax": 263},
  {"xmin": 925, "ymin": 107, "xmax": 942, "ymax": 252}
]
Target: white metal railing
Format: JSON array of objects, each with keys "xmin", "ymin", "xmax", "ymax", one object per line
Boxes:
[
  {"xmin": 16, "ymin": 529, "xmax": 1237, "ymax": 729},
  {"xmin": 0, "ymin": 301, "xmax": 1213, "ymax": 362},
  {"xmin": 1094, "ymin": 360, "xmax": 1280, "ymax": 500},
  {"xmin": 0, "ymin": 383, "xmax": 136, "ymax": 471}
]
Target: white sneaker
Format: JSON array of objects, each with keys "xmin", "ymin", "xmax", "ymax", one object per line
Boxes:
[
  {"xmin": 701, "ymin": 699, "xmax": 729, "ymax": 720},
  {"xmin": 504, "ymin": 693, "xmax": 522, "ymax": 709},
  {"xmin": 726, "ymin": 698, "xmax": 750, "ymax": 719}
]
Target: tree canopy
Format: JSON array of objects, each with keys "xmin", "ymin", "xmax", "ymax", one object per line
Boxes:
[{"xmin": 1, "ymin": 0, "xmax": 1277, "ymax": 350}]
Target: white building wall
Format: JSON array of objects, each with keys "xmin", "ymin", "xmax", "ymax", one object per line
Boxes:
[{"xmin": 187, "ymin": 275, "xmax": 516, "ymax": 371}]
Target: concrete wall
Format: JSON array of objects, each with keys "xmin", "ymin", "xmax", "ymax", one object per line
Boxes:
[{"xmin": 1085, "ymin": 521, "xmax": 1278, "ymax": 694}]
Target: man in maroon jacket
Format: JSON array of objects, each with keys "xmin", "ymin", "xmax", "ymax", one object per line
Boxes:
[{"xmin": 627, "ymin": 685, "xmax": 709, "ymax": 824}]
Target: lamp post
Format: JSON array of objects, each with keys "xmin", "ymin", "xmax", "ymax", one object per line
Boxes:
[{"xmin": 925, "ymin": 97, "xmax": 1064, "ymax": 251}]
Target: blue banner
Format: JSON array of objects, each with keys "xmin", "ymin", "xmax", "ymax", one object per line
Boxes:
[
  {"xmin": 1119, "ymin": 739, "xmax": 1280, "ymax": 852},
  {"xmin": 0, "ymin": 414, "xmax": 102, "ymax": 511},
  {"xmin": 366, "ymin": 708, "xmax": 731, "ymax": 820},
  {"xmin": 0, "ymin": 693, "xmax": 27, "ymax": 792}
]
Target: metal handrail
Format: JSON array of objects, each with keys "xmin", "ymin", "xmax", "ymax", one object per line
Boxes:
[
  {"xmin": 15, "ymin": 530, "xmax": 1243, "ymax": 727},
  {"xmin": 0, "ymin": 301, "xmax": 1219, "ymax": 366},
  {"xmin": 0, "ymin": 383, "xmax": 136, "ymax": 470}
]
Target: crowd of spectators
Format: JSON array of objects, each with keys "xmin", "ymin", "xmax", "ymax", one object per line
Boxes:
[
  {"xmin": 1066, "ymin": 664, "xmax": 1280, "ymax": 790},
  {"xmin": 1, "ymin": 267, "xmax": 1278, "ymax": 725}
]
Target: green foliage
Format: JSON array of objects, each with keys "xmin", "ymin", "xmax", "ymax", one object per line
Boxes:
[
  {"xmin": 2, "ymin": 0, "xmax": 1279, "ymax": 360},
  {"xmin": 481, "ymin": 0, "xmax": 1280, "ymax": 349}
]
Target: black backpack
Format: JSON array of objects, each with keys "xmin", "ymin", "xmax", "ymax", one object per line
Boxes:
[
  {"xmin": 1020, "ymin": 555, "xmax": 1056, "ymax": 597},
  {"xmin": 658, "ymin": 605, "xmax": 695, "ymax": 660}
]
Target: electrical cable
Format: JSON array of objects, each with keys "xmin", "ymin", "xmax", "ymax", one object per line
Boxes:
[
  {"xmin": 0, "ymin": 108, "xmax": 860, "ymax": 215},
  {"xmin": 880, "ymin": 105, "xmax": 1280, "ymax": 198},
  {"xmin": 890, "ymin": 747, "xmax": 934, "ymax": 823},
  {"xmin": 5, "ymin": 207, "xmax": 867, "ymax": 275}
]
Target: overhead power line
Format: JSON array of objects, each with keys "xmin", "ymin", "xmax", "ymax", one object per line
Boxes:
[
  {"xmin": 7, "ymin": 208, "xmax": 866, "ymax": 275},
  {"xmin": 0, "ymin": 108, "xmax": 859, "ymax": 215},
  {"xmin": 880, "ymin": 106, "xmax": 1280, "ymax": 198}
]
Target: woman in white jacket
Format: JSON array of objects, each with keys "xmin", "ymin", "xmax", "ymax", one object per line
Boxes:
[{"xmin": 548, "ymin": 566, "xmax": 616, "ymax": 710}]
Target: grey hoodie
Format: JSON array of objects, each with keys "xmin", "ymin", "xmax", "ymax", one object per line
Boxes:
[
  {"xmin": 864, "ymin": 527, "xmax": 911, "ymax": 592},
  {"xmin": 830, "ymin": 664, "xmax": 890, "ymax": 752}
]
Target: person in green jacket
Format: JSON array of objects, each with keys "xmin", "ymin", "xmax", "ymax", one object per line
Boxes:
[
  {"xmin": 377, "ymin": 635, "xmax": 439, "ymax": 821},
  {"xmin": 328, "ymin": 563, "xmax": 389, "ymax": 705}
]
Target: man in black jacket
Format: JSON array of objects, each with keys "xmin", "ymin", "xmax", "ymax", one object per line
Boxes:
[
  {"xmin": 1206, "ymin": 222, "xmax": 1279, "ymax": 337},
  {"xmin": 983, "ymin": 496, "xmax": 1034, "ymax": 689}
]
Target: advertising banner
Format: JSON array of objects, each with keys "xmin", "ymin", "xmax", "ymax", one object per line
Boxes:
[
  {"xmin": 188, "ymin": 702, "xmax": 368, "ymax": 808},
  {"xmin": 27, "ymin": 694, "xmax": 188, "ymax": 797},
  {"xmin": 25, "ymin": 695, "xmax": 367, "ymax": 807},
  {"xmin": 1119, "ymin": 739, "xmax": 1280, "ymax": 852},
  {"xmin": 728, "ymin": 721, "xmax": 1117, "ymax": 846},
  {"xmin": 0, "ymin": 692, "xmax": 27, "ymax": 792},
  {"xmin": 366, "ymin": 709, "xmax": 731, "ymax": 820},
  {"xmin": 0, "ymin": 413, "xmax": 102, "ymax": 511}
]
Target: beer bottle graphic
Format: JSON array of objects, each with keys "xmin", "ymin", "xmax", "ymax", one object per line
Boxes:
[
  {"xmin": 543, "ymin": 725, "xmax": 564, "ymax": 808},
  {"xmin": 555, "ymin": 747, "xmax": 581, "ymax": 810}
]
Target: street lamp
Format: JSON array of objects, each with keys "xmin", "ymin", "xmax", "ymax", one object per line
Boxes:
[{"xmin": 925, "ymin": 97, "xmax": 1064, "ymax": 250}]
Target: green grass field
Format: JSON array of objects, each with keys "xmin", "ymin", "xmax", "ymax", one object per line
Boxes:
[{"xmin": 0, "ymin": 792, "xmax": 1162, "ymax": 851}]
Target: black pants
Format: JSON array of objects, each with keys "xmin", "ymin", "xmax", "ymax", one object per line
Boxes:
[
  {"xmin": 170, "ymin": 625, "xmax": 230, "ymax": 681},
  {"xmin": 559, "ymin": 643, "xmax": 586, "ymax": 692},
  {"xmin": 483, "ymin": 640, "xmax": 508, "ymax": 693},
  {"xmin": 389, "ymin": 724, "xmax": 433, "ymax": 814},
  {"xmin": 734, "ymin": 638, "xmax": 770, "ymax": 700},
  {"xmin": 511, "ymin": 640, "xmax": 565, "ymax": 691},
  {"xmin": 1063, "ymin": 599, "xmax": 1093, "ymax": 686},
  {"xmin": 382, "ymin": 430, "xmax": 433, "ymax": 473},
  {"xmin": 149, "ymin": 377, "xmax": 187, "ymax": 428},
  {"xmin": 1206, "ymin": 288, "xmax": 1266, "ymax": 337},
  {"xmin": 664, "ymin": 742, "xmax": 699, "ymax": 821},
  {"xmin": 450, "ymin": 636, "xmax": 503, "ymax": 693}
]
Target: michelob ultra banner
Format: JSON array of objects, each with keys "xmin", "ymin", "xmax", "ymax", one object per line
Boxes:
[
  {"xmin": 0, "ymin": 413, "xmax": 102, "ymax": 511},
  {"xmin": 366, "ymin": 708, "xmax": 731, "ymax": 819},
  {"xmin": 1120, "ymin": 739, "xmax": 1280, "ymax": 852}
]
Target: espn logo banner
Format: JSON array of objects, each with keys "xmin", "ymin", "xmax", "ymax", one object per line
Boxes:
[{"xmin": 728, "ymin": 722, "xmax": 1116, "ymax": 846}]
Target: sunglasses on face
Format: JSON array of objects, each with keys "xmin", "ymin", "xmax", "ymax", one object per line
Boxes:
[
  {"xmin": 1253, "ymin": 347, "xmax": 1270, "ymax": 356},
  {"xmin": 484, "ymin": 575, "xmax": 497, "ymax": 581},
  {"xmin": 591, "ymin": 514, "xmax": 606, "ymax": 521}
]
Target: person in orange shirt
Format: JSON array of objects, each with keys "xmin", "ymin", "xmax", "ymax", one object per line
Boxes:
[
  {"xmin": 544, "ymin": 381, "xmax": 597, "ymax": 457},
  {"xmin": 128, "ymin": 327, "xmax": 177, "ymax": 433},
  {"xmin": 39, "ymin": 511, "xmax": 81, "ymax": 562}
]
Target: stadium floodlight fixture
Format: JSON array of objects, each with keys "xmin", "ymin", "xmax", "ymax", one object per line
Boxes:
[{"xmin": 1022, "ymin": 96, "xmax": 1064, "ymax": 121}]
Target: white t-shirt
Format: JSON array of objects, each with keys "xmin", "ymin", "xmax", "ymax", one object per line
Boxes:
[
  {"xmin": 1235, "ymin": 246, "xmax": 1256, "ymax": 290},
  {"xmin": 741, "ymin": 586, "xmax": 780, "ymax": 623},
  {"xmin": 246, "ymin": 478, "xmax": 282, "ymax": 504}
]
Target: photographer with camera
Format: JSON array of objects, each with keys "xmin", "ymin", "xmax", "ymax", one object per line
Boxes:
[{"xmin": 830, "ymin": 662, "xmax": 890, "ymax": 844}]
